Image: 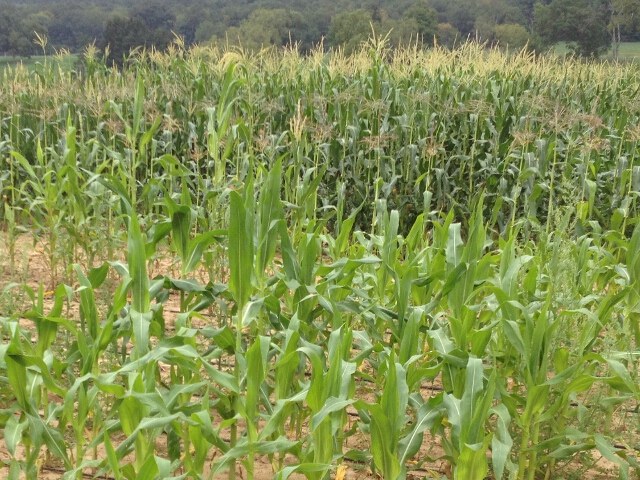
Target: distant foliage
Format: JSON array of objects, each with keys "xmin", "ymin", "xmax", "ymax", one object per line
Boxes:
[
  {"xmin": 534, "ymin": 0, "xmax": 612, "ymax": 57},
  {"xmin": 2, "ymin": 0, "xmax": 638, "ymax": 57}
]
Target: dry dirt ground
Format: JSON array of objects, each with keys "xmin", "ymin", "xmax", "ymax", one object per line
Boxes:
[{"xmin": 0, "ymin": 233, "xmax": 629, "ymax": 479}]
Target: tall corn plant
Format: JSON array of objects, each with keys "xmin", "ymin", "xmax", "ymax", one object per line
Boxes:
[{"xmin": 219, "ymin": 160, "xmax": 286, "ymax": 479}]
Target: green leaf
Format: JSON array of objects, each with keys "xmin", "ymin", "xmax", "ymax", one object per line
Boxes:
[
  {"xmin": 210, "ymin": 437, "xmax": 299, "ymax": 476},
  {"xmin": 446, "ymin": 223, "xmax": 463, "ymax": 267},
  {"xmin": 229, "ymin": 190, "xmax": 254, "ymax": 312},
  {"xmin": 606, "ymin": 359, "xmax": 637, "ymax": 394},
  {"xmin": 245, "ymin": 336, "xmax": 269, "ymax": 424},
  {"xmin": 202, "ymin": 360, "xmax": 240, "ymax": 394},
  {"xmin": 399, "ymin": 309, "xmax": 422, "ymax": 364},
  {"xmin": 381, "ymin": 357, "xmax": 408, "ymax": 438},
  {"xmin": 139, "ymin": 116, "xmax": 162, "ymax": 158},
  {"xmin": 241, "ymin": 298, "xmax": 265, "ymax": 327},
  {"xmin": 490, "ymin": 404, "xmax": 513, "ymax": 480},
  {"xmin": 279, "ymin": 221, "xmax": 300, "ymax": 281},
  {"xmin": 334, "ymin": 211, "xmax": 357, "ymax": 256},
  {"xmin": 366, "ymin": 402, "xmax": 402, "ymax": 480},
  {"xmin": 115, "ymin": 413, "xmax": 185, "ymax": 458},
  {"xmin": 137, "ymin": 455, "xmax": 159, "ymax": 479},
  {"xmin": 10, "ymin": 151, "xmax": 37, "ymax": 180},
  {"xmin": 128, "ymin": 212, "xmax": 150, "ymax": 315},
  {"xmin": 456, "ymin": 441, "xmax": 489, "ymax": 480},
  {"xmin": 444, "ymin": 393, "xmax": 462, "ymax": 443},
  {"xmin": 184, "ymin": 230, "xmax": 225, "ymax": 274},
  {"xmin": 274, "ymin": 463, "xmax": 330, "ymax": 480},
  {"xmin": 75, "ymin": 265, "xmax": 99, "ymax": 340},
  {"xmin": 170, "ymin": 205, "xmax": 191, "ymax": 264},
  {"xmin": 120, "ymin": 397, "xmax": 144, "ymax": 436},
  {"xmin": 522, "ymin": 383, "xmax": 549, "ymax": 424},
  {"xmin": 88, "ymin": 262, "xmax": 110, "ymax": 288},
  {"xmin": 131, "ymin": 309, "xmax": 153, "ymax": 360},
  {"xmin": 103, "ymin": 430, "xmax": 122, "ymax": 480},
  {"xmin": 256, "ymin": 158, "xmax": 284, "ymax": 276},
  {"xmin": 311, "ymin": 397, "xmax": 355, "ymax": 429},
  {"xmin": 460, "ymin": 357, "xmax": 484, "ymax": 444},
  {"xmin": 28, "ymin": 413, "xmax": 71, "ymax": 469},
  {"xmin": 399, "ymin": 396, "xmax": 444, "ymax": 463},
  {"xmin": 549, "ymin": 442, "xmax": 594, "ymax": 459},
  {"xmin": 595, "ymin": 434, "xmax": 630, "ymax": 479},
  {"xmin": 4, "ymin": 414, "xmax": 25, "ymax": 456},
  {"xmin": 6, "ymin": 354, "xmax": 31, "ymax": 413},
  {"xmin": 133, "ymin": 75, "xmax": 145, "ymax": 140}
]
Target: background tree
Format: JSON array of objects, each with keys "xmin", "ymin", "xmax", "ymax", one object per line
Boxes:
[
  {"xmin": 428, "ymin": 0, "xmax": 478, "ymax": 37},
  {"xmin": 0, "ymin": 5, "xmax": 17, "ymax": 54},
  {"xmin": 494, "ymin": 23, "xmax": 531, "ymax": 48},
  {"xmin": 131, "ymin": 1, "xmax": 176, "ymax": 50},
  {"xmin": 6, "ymin": 11, "xmax": 52, "ymax": 57},
  {"xmin": 224, "ymin": 8, "xmax": 310, "ymax": 50},
  {"xmin": 513, "ymin": 0, "xmax": 536, "ymax": 27},
  {"xmin": 101, "ymin": 16, "xmax": 150, "ymax": 64},
  {"xmin": 176, "ymin": 1, "xmax": 216, "ymax": 44},
  {"xmin": 403, "ymin": 0, "xmax": 438, "ymax": 40},
  {"xmin": 534, "ymin": 0, "xmax": 611, "ymax": 56},
  {"xmin": 610, "ymin": 0, "xmax": 640, "ymax": 58},
  {"xmin": 2, "ymin": 0, "xmax": 629, "ymax": 58},
  {"xmin": 48, "ymin": 3, "xmax": 104, "ymax": 50},
  {"xmin": 436, "ymin": 22, "xmax": 460, "ymax": 47},
  {"xmin": 377, "ymin": 16, "xmax": 419, "ymax": 47},
  {"xmin": 473, "ymin": 0, "xmax": 526, "ymax": 42},
  {"xmin": 328, "ymin": 9, "xmax": 374, "ymax": 53}
]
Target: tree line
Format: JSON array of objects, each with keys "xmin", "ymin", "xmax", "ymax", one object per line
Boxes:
[{"xmin": 0, "ymin": 0, "xmax": 638, "ymax": 59}]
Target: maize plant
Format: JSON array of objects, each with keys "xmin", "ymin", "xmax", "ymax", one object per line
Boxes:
[{"xmin": 0, "ymin": 40, "xmax": 638, "ymax": 480}]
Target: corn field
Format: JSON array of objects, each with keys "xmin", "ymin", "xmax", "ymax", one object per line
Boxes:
[{"xmin": 0, "ymin": 40, "xmax": 639, "ymax": 479}]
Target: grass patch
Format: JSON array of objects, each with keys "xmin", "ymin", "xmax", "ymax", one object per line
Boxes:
[
  {"xmin": 554, "ymin": 41, "xmax": 640, "ymax": 60},
  {"xmin": 0, "ymin": 54, "xmax": 79, "ymax": 73}
]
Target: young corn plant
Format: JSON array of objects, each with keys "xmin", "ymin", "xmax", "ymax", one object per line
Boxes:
[{"xmin": 357, "ymin": 351, "xmax": 407, "ymax": 480}]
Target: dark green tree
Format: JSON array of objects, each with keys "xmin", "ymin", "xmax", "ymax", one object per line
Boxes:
[
  {"xmin": 494, "ymin": 23, "xmax": 531, "ymax": 48},
  {"xmin": 101, "ymin": 15, "xmax": 150, "ymax": 65},
  {"xmin": 534, "ymin": 0, "xmax": 611, "ymax": 56},
  {"xmin": 224, "ymin": 8, "xmax": 309, "ymax": 50},
  {"xmin": 403, "ymin": 0, "xmax": 438, "ymax": 40},
  {"xmin": 328, "ymin": 9, "xmax": 373, "ymax": 52},
  {"xmin": 132, "ymin": 1, "xmax": 176, "ymax": 50},
  {"xmin": 48, "ymin": 2, "xmax": 104, "ymax": 50},
  {"xmin": 0, "ymin": 5, "xmax": 16, "ymax": 54},
  {"xmin": 429, "ymin": 0, "xmax": 478, "ymax": 37},
  {"xmin": 610, "ymin": 0, "xmax": 640, "ymax": 57},
  {"xmin": 436, "ymin": 22, "xmax": 461, "ymax": 47},
  {"xmin": 4, "ymin": 11, "xmax": 51, "ymax": 57},
  {"xmin": 474, "ymin": 0, "xmax": 526, "ymax": 41}
]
